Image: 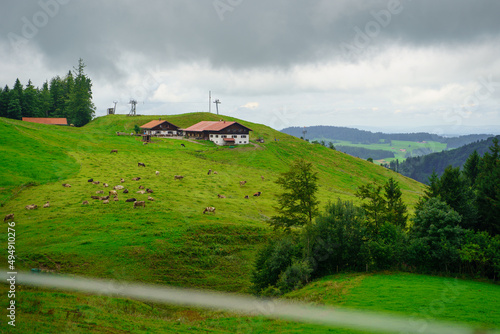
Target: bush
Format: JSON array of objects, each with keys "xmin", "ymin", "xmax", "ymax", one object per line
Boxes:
[{"xmin": 277, "ymin": 260, "xmax": 313, "ymax": 293}]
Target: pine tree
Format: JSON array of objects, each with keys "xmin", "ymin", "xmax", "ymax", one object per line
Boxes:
[
  {"xmin": 463, "ymin": 150, "xmax": 481, "ymax": 188},
  {"xmin": 0, "ymin": 85, "xmax": 9, "ymax": 118},
  {"xmin": 7, "ymin": 98, "xmax": 22, "ymax": 120},
  {"xmin": 67, "ymin": 59, "xmax": 95, "ymax": 126},
  {"xmin": 22, "ymin": 80, "xmax": 40, "ymax": 117},
  {"xmin": 49, "ymin": 76, "xmax": 65, "ymax": 117},
  {"xmin": 384, "ymin": 177, "xmax": 408, "ymax": 228},
  {"xmin": 39, "ymin": 81, "xmax": 52, "ymax": 117}
]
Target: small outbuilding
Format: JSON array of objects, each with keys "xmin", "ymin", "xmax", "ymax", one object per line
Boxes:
[
  {"xmin": 182, "ymin": 121, "xmax": 252, "ymax": 146},
  {"xmin": 22, "ymin": 117, "xmax": 68, "ymax": 126},
  {"xmin": 140, "ymin": 119, "xmax": 181, "ymax": 136}
]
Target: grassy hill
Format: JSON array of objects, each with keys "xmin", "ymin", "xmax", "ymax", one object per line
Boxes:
[{"xmin": 4, "ymin": 113, "xmax": 497, "ymax": 333}]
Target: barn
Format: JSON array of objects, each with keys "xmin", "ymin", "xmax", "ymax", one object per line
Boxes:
[
  {"xmin": 182, "ymin": 121, "xmax": 252, "ymax": 145},
  {"xmin": 22, "ymin": 117, "xmax": 68, "ymax": 126},
  {"xmin": 140, "ymin": 119, "xmax": 181, "ymax": 136}
]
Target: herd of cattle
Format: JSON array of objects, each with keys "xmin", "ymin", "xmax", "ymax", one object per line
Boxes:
[{"xmin": 3, "ymin": 148, "xmax": 265, "ymax": 223}]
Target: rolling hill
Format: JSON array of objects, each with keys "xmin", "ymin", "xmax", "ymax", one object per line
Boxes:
[{"xmin": 1, "ymin": 113, "xmax": 497, "ymax": 332}]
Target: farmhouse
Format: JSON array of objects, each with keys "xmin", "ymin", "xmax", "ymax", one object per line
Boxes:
[
  {"xmin": 22, "ymin": 117, "xmax": 68, "ymax": 126},
  {"xmin": 140, "ymin": 119, "xmax": 181, "ymax": 136},
  {"xmin": 182, "ymin": 121, "xmax": 252, "ymax": 145}
]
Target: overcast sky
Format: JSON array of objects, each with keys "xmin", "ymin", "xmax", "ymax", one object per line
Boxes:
[{"xmin": 1, "ymin": 0, "xmax": 499, "ymax": 134}]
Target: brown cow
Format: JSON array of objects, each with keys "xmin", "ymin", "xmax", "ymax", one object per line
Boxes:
[
  {"xmin": 62, "ymin": 183, "xmax": 71, "ymax": 188},
  {"xmin": 139, "ymin": 185, "xmax": 145, "ymax": 189},
  {"xmin": 120, "ymin": 178, "xmax": 125, "ymax": 183},
  {"xmin": 132, "ymin": 177, "xmax": 141, "ymax": 181},
  {"xmin": 113, "ymin": 196, "xmax": 119, "ymax": 201},
  {"xmin": 114, "ymin": 185, "xmax": 124, "ymax": 190},
  {"xmin": 123, "ymin": 189, "xmax": 129, "ymax": 194},
  {"xmin": 92, "ymin": 181, "xmax": 100, "ymax": 185},
  {"xmin": 253, "ymin": 191, "xmax": 262, "ymax": 197},
  {"xmin": 148, "ymin": 196, "xmax": 154, "ymax": 201},
  {"xmin": 100, "ymin": 196, "xmax": 110, "ymax": 200},
  {"xmin": 146, "ymin": 188, "xmax": 153, "ymax": 193},
  {"xmin": 217, "ymin": 194, "xmax": 226, "ymax": 198},
  {"xmin": 109, "ymin": 190, "xmax": 117, "ymax": 196},
  {"xmin": 213, "ymin": 171, "xmax": 218, "ymax": 175},
  {"xmin": 102, "ymin": 199, "xmax": 109, "ymax": 204},
  {"xmin": 137, "ymin": 190, "xmax": 146, "ymax": 194},
  {"xmin": 156, "ymin": 171, "xmax": 160, "ymax": 176},
  {"xmin": 203, "ymin": 207, "xmax": 216, "ymax": 214},
  {"xmin": 261, "ymin": 176, "xmax": 265, "ymax": 181},
  {"xmin": 103, "ymin": 183, "xmax": 109, "ymax": 187},
  {"xmin": 138, "ymin": 162, "xmax": 146, "ymax": 167},
  {"xmin": 244, "ymin": 195, "xmax": 249, "ymax": 199},
  {"xmin": 96, "ymin": 190, "xmax": 104, "ymax": 194},
  {"xmin": 174, "ymin": 175, "xmax": 184, "ymax": 180},
  {"xmin": 25, "ymin": 204, "xmax": 37, "ymax": 210},
  {"xmin": 240, "ymin": 181, "xmax": 247, "ymax": 186},
  {"xmin": 4, "ymin": 213, "xmax": 14, "ymax": 222},
  {"xmin": 110, "ymin": 149, "xmax": 118, "ymax": 154},
  {"xmin": 91, "ymin": 195, "xmax": 100, "ymax": 200},
  {"xmin": 43, "ymin": 201, "xmax": 50, "ymax": 208},
  {"xmin": 207, "ymin": 169, "xmax": 212, "ymax": 175},
  {"xmin": 125, "ymin": 198, "xmax": 137, "ymax": 202},
  {"xmin": 134, "ymin": 201, "xmax": 145, "ymax": 208},
  {"xmin": 82, "ymin": 201, "xmax": 89, "ymax": 205}
]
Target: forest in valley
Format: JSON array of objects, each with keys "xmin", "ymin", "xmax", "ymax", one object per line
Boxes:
[{"xmin": 0, "ymin": 59, "xmax": 95, "ymax": 127}]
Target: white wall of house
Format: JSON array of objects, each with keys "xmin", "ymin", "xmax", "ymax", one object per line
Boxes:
[
  {"xmin": 209, "ymin": 133, "xmax": 249, "ymax": 146},
  {"xmin": 144, "ymin": 130, "xmax": 179, "ymax": 136}
]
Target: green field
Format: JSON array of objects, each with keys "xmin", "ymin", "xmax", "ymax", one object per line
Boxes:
[{"xmin": 0, "ymin": 113, "xmax": 497, "ymax": 333}]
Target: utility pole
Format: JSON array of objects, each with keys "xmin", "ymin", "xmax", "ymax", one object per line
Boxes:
[
  {"xmin": 213, "ymin": 99, "xmax": 221, "ymax": 115},
  {"xmin": 302, "ymin": 127, "xmax": 307, "ymax": 141}
]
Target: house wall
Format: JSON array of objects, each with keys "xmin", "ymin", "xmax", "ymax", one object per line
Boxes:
[{"xmin": 209, "ymin": 133, "xmax": 249, "ymax": 146}]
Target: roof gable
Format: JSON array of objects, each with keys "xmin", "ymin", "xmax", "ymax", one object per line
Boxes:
[
  {"xmin": 183, "ymin": 121, "xmax": 252, "ymax": 132},
  {"xmin": 140, "ymin": 120, "xmax": 179, "ymax": 129},
  {"xmin": 22, "ymin": 117, "xmax": 68, "ymax": 125}
]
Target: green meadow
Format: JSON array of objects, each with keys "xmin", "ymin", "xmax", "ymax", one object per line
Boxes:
[{"xmin": 0, "ymin": 113, "xmax": 498, "ymax": 333}]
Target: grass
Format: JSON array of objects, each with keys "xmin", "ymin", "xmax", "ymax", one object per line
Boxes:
[{"xmin": 0, "ymin": 113, "xmax": 465, "ymax": 333}]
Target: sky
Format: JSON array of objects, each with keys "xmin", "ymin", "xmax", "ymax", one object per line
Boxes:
[{"xmin": 1, "ymin": 0, "xmax": 500, "ymax": 135}]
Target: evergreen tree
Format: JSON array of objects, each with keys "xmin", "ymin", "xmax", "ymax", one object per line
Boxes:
[
  {"xmin": 22, "ymin": 80, "xmax": 40, "ymax": 117},
  {"xmin": 476, "ymin": 138, "xmax": 500, "ymax": 235},
  {"xmin": 7, "ymin": 98, "xmax": 22, "ymax": 120},
  {"xmin": 270, "ymin": 158, "xmax": 319, "ymax": 231},
  {"xmin": 67, "ymin": 58, "xmax": 95, "ymax": 126},
  {"xmin": 62, "ymin": 70, "xmax": 75, "ymax": 120},
  {"xmin": 39, "ymin": 81, "xmax": 52, "ymax": 117},
  {"xmin": 463, "ymin": 150, "xmax": 481, "ymax": 187},
  {"xmin": 384, "ymin": 177, "xmax": 408, "ymax": 228},
  {"xmin": 0, "ymin": 85, "xmax": 9, "ymax": 118},
  {"xmin": 355, "ymin": 182, "xmax": 386, "ymax": 230},
  {"xmin": 49, "ymin": 76, "xmax": 65, "ymax": 117}
]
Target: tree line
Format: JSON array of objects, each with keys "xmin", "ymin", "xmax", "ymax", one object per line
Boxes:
[
  {"xmin": 252, "ymin": 142, "xmax": 500, "ymax": 295},
  {"xmin": 0, "ymin": 59, "xmax": 95, "ymax": 127}
]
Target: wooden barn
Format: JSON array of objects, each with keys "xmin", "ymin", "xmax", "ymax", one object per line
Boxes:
[
  {"xmin": 22, "ymin": 117, "xmax": 68, "ymax": 126},
  {"xmin": 140, "ymin": 119, "xmax": 181, "ymax": 136},
  {"xmin": 182, "ymin": 121, "xmax": 252, "ymax": 145}
]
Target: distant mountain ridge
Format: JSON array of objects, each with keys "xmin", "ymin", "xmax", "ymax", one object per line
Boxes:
[
  {"xmin": 281, "ymin": 125, "xmax": 493, "ymax": 149},
  {"xmin": 398, "ymin": 135, "xmax": 500, "ymax": 184}
]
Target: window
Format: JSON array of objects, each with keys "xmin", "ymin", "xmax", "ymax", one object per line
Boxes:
[
  {"xmin": 216, "ymin": 135, "xmax": 219, "ymax": 138},
  {"xmin": 241, "ymin": 135, "xmax": 246, "ymax": 138},
  {"xmin": 210, "ymin": 134, "xmax": 214, "ymax": 138}
]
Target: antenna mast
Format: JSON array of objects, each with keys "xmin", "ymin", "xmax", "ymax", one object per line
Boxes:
[
  {"xmin": 302, "ymin": 127, "xmax": 307, "ymax": 140},
  {"xmin": 128, "ymin": 99, "xmax": 137, "ymax": 116},
  {"xmin": 213, "ymin": 99, "xmax": 221, "ymax": 115}
]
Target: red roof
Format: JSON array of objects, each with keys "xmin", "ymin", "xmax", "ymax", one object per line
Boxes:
[
  {"xmin": 223, "ymin": 137, "xmax": 235, "ymax": 142},
  {"xmin": 140, "ymin": 120, "xmax": 178, "ymax": 129},
  {"xmin": 22, "ymin": 117, "xmax": 68, "ymax": 125},
  {"xmin": 183, "ymin": 121, "xmax": 251, "ymax": 132}
]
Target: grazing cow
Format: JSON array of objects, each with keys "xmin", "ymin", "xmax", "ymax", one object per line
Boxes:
[
  {"xmin": 146, "ymin": 188, "xmax": 153, "ymax": 193},
  {"xmin": 203, "ymin": 207, "xmax": 216, "ymax": 214},
  {"xmin": 213, "ymin": 171, "xmax": 218, "ymax": 175},
  {"xmin": 91, "ymin": 196, "xmax": 100, "ymax": 200},
  {"xmin": 103, "ymin": 183, "xmax": 109, "ymax": 187},
  {"xmin": 82, "ymin": 201, "xmax": 89, "ymax": 205},
  {"xmin": 25, "ymin": 204, "xmax": 37, "ymax": 210},
  {"xmin": 96, "ymin": 190, "xmax": 104, "ymax": 194},
  {"xmin": 156, "ymin": 171, "xmax": 160, "ymax": 176},
  {"xmin": 244, "ymin": 195, "xmax": 249, "ymax": 199},
  {"xmin": 4, "ymin": 213, "xmax": 14, "ymax": 222},
  {"xmin": 62, "ymin": 183, "xmax": 71, "ymax": 188},
  {"xmin": 92, "ymin": 181, "xmax": 100, "ymax": 185},
  {"xmin": 139, "ymin": 185, "xmax": 145, "ymax": 189},
  {"xmin": 43, "ymin": 201, "xmax": 50, "ymax": 208},
  {"xmin": 110, "ymin": 149, "xmax": 118, "ymax": 154},
  {"xmin": 138, "ymin": 162, "xmax": 146, "ymax": 167},
  {"xmin": 181, "ymin": 143, "xmax": 185, "ymax": 147},
  {"xmin": 88, "ymin": 178, "xmax": 93, "ymax": 182},
  {"xmin": 134, "ymin": 201, "xmax": 146, "ymax": 208},
  {"xmin": 102, "ymin": 199, "xmax": 109, "ymax": 204},
  {"xmin": 174, "ymin": 175, "xmax": 184, "ymax": 180},
  {"xmin": 208, "ymin": 169, "xmax": 212, "ymax": 175},
  {"xmin": 113, "ymin": 196, "xmax": 119, "ymax": 201},
  {"xmin": 143, "ymin": 142, "xmax": 148, "ymax": 145},
  {"xmin": 100, "ymin": 196, "xmax": 110, "ymax": 200},
  {"xmin": 137, "ymin": 190, "xmax": 146, "ymax": 194},
  {"xmin": 123, "ymin": 189, "xmax": 129, "ymax": 194},
  {"xmin": 109, "ymin": 190, "xmax": 117, "ymax": 196},
  {"xmin": 217, "ymin": 194, "xmax": 226, "ymax": 199},
  {"xmin": 261, "ymin": 176, "xmax": 265, "ymax": 181},
  {"xmin": 148, "ymin": 196, "xmax": 154, "ymax": 201},
  {"xmin": 120, "ymin": 178, "xmax": 125, "ymax": 183},
  {"xmin": 132, "ymin": 177, "xmax": 141, "ymax": 181},
  {"xmin": 253, "ymin": 191, "xmax": 262, "ymax": 197},
  {"xmin": 125, "ymin": 198, "xmax": 137, "ymax": 202},
  {"xmin": 114, "ymin": 185, "xmax": 124, "ymax": 190},
  {"xmin": 240, "ymin": 181, "xmax": 247, "ymax": 186}
]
